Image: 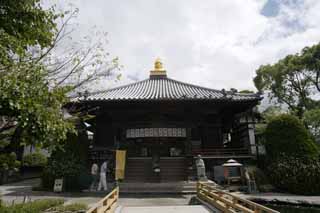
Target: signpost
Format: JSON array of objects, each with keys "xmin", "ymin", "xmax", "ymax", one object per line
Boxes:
[{"xmin": 53, "ymin": 178, "xmax": 63, "ymax": 192}]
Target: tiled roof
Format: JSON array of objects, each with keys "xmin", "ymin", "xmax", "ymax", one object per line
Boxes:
[{"xmin": 74, "ymin": 77, "xmax": 261, "ymax": 102}]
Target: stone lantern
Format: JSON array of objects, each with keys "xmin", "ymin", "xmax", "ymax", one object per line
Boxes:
[{"xmin": 222, "ymin": 159, "xmax": 243, "ymax": 185}]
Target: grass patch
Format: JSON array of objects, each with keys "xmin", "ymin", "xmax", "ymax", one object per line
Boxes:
[
  {"xmin": 51, "ymin": 203, "xmax": 88, "ymax": 212},
  {"xmin": 0, "ymin": 198, "xmax": 87, "ymax": 212},
  {"xmin": 0, "ymin": 198, "xmax": 64, "ymax": 213}
]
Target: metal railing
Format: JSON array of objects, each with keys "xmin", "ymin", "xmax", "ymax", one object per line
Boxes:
[
  {"xmin": 197, "ymin": 182, "xmax": 279, "ymax": 213},
  {"xmin": 192, "ymin": 148, "xmax": 251, "ymax": 156},
  {"xmin": 86, "ymin": 187, "xmax": 119, "ymax": 213}
]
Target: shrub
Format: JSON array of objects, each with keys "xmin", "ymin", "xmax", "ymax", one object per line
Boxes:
[
  {"xmin": 0, "ymin": 152, "xmax": 20, "ymax": 171},
  {"xmin": 41, "ymin": 125, "xmax": 90, "ymax": 192},
  {"xmin": 42, "ymin": 151, "xmax": 87, "ymax": 191},
  {"xmin": 268, "ymin": 155, "xmax": 320, "ymax": 195},
  {"xmin": 23, "ymin": 152, "xmax": 47, "ymax": 167},
  {"xmin": 265, "ymin": 114, "xmax": 319, "ymax": 159}
]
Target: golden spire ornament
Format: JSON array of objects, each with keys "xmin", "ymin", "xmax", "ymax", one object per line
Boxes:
[
  {"xmin": 150, "ymin": 58, "xmax": 167, "ymax": 78},
  {"xmin": 154, "ymin": 58, "xmax": 164, "ymax": 71}
]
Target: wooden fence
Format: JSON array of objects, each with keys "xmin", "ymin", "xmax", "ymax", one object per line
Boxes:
[
  {"xmin": 197, "ymin": 182, "xmax": 279, "ymax": 213},
  {"xmin": 86, "ymin": 187, "xmax": 119, "ymax": 213}
]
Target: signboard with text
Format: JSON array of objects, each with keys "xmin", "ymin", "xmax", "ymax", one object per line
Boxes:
[{"xmin": 126, "ymin": 128, "xmax": 186, "ymax": 138}]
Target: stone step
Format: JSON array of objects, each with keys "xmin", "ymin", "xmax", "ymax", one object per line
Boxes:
[
  {"xmin": 118, "ymin": 205, "xmax": 213, "ymax": 213},
  {"xmin": 119, "ymin": 180, "xmax": 217, "ymax": 193},
  {"xmin": 119, "ymin": 182, "xmax": 196, "ymax": 193}
]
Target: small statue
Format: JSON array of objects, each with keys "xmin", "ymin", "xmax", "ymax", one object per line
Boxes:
[
  {"xmin": 196, "ymin": 155, "xmax": 207, "ymax": 181},
  {"xmin": 90, "ymin": 162, "xmax": 99, "ymax": 191}
]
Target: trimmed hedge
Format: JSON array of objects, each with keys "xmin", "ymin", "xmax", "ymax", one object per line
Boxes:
[
  {"xmin": 265, "ymin": 114, "xmax": 319, "ymax": 159},
  {"xmin": 268, "ymin": 155, "xmax": 320, "ymax": 195}
]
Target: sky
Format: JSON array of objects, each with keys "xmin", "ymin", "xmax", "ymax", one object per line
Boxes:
[{"xmin": 51, "ymin": 0, "xmax": 320, "ymax": 92}]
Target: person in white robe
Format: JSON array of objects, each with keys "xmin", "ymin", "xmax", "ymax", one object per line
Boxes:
[{"xmin": 98, "ymin": 161, "xmax": 108, "ymax": 191}]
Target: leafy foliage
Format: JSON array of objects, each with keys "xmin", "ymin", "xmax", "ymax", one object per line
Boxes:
[
  {"xmin": 23, "ymin": 152, "xmax": 47, "ymax": 167},
  {"xmin": 0, "ymin": 1, "xmax": 120, "ymax": 151},
  {"xmin": 254, "ymin": 55, "xmax": 314, "ymax": 117},
  {"xmin": 0, "ymin": 152, "xmax": 20, "ymax": 171},
  {"xmin": 268, "ymin": 155, "xmax": 320, "ymax": 195},
  {"xmin": 255, "ymin": 106, "xmax": 285, "ymax": 146},
  {"xmin": 265, "ymin": 114, "xmax": 319, "ymax": 159},
  {"xmin": 300, "ymin": 43, "xmax": 320, "ymax": 92},
  {"xmin": 0, "ymin": 62, "xmax": 74, "ymax": 149},
  {"xmin": 42, "ymin": 127, "xmax": 90, "ymax": 191},
  {"xmin": 0, "ymin": 0, "xmax": 59, "ymax": 65},
  {"xmin": 303, "ymin": 108, "xmax": 320, "ymax": 143},
  {"xmin": 254, "ymin": 42, "xmax": 320, "ymax": 117},
  {"xmin": 0, "ymin": 0, "xmax": 74, "ymax": 150}
]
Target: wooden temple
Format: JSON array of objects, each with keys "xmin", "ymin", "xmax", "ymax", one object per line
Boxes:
[{"xmin": 72, "ymin": 59, "xmax": 262, "ymax": 182}]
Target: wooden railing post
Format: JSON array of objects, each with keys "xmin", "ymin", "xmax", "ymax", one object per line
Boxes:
[
  {"xmin": 87, "ymin": 187, "xmax": 119, "ymax": 213},
  {"xmin": 196, "ymin": 183, "xmax": 279, "ymax": 213},
  {"xmin": 196, "ymin": 182, "xmax": 200, "ymax": 194}
]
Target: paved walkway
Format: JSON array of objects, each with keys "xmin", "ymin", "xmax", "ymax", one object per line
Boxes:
[
  {"xmin": 0, "ymin": 178, "xmax": 103, "ymax": 207},
  {"xmin": 118, "ymin": 194, "xmax": 193, "ymax": 206},
  {"xmin": 2, "ymin": 178, "xmax": 320, "ymax": 212},
  {"xmin": 118, "ymin": 205, "xmax": 212, "ymax": 213}
]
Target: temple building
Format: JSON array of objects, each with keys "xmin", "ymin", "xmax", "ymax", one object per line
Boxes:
[{"xmin": 72, "ymin": 59, "xmax": 262, "ymax": 182}]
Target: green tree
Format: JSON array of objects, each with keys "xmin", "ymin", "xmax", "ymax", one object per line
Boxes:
[
  {"xmin": 0, "ymin": 63, "xmax": 73, "ymax": 149},
  {"xmin": 0, "ymin": 0, "xmax": 58, "ymax": 67},
  {"xmin": 0, "ymin": 0, "xmax": 72, "ymax": 151},
  {"xmin": 254, "ymin": 54, "xmax": 315, "ymax": 118},
  {"xmin": 0, "ymin": 1, "xmax": 120, "ymax": 150},
  {"xmin": 261, "ymin": 106, "xmax": 283, "ymax": 123},
  {"xmin": 300, "ymin": 43, "xmax": 320, "ymax": 92},
  {"xmin": 265, "ymin": 114, "xmax": 319, "ymax": 159},
  {"xmin": 303, "ymin": 108, "xmax": 320, "ymax": 144}
]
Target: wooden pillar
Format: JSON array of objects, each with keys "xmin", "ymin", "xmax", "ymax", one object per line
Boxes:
[{"xmin": 185, "ymin": 127, "xmax": 192, "ymax": 156}]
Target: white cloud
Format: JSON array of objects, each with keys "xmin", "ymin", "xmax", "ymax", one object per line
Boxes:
[{"xmin": 49, "ymin": 0, "xmax": 320, "ymax": 92}]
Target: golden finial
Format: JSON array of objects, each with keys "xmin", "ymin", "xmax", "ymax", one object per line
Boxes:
[
  {"xmin": 154, "ymin": 58, "xmax": 164, "ymax": 71},
  {"xmin": 150, "ymin": 58, "xmax": 167, "ymax": 78}
]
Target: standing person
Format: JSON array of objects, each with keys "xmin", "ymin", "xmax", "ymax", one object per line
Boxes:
[
  {"xmin": 98, "ymin": 160, "xmax": 108, "ymax": 191},
  {"xmin": 90, "ymin": 162, "xmax": 99, "ymax": 191}
]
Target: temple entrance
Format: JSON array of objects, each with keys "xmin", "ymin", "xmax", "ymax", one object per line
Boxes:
[{"xmin": 123, "ymin": 137, "xmax": 187, "ymax": 182}]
